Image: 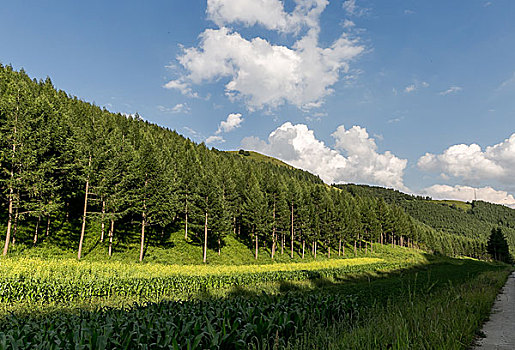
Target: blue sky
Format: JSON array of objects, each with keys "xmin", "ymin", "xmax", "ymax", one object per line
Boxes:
[{"xmin": 1, "ymin": 0, "xmax": 515, "ymax": 206}]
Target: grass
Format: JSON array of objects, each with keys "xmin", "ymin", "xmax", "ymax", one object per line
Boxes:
[
  {"xmin": 2, "ymin": 222, "xmax": 512, "ymax": 349},
  {"xmin": 433, "ymin": 199, "xmax": 472, "ymax": 211},
  {"xmin": 286, "ymin": 259, "xmax": 512, "ymax": 349},
  {"xmin": 227, "ymin": 150, "xmax": 295, "ymax": 169},
  {"xmin": 0, "ymin": 253, "xmax": 510, "ymax": 349}
]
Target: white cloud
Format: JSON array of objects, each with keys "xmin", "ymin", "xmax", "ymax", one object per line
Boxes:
[
  {"xmin": 342, "ymin": 19, "xmax": 355, "ymax": 28},
  {"xmin": 423, "ymin": 184, "xmax": 515, "ymax": 208},
  {"xmin": 174, "ymin": 27, "xmax": 363, "ymax": 110},
  {"xmin": 206, "ymin": 135, "xmax": 225, "ymax": 144},
  {"xmin": 404, "ymin": 84, "xmax": 416, "ymax": 93},
  {"xmin": 216, "ymin": 113, "xmax": 244, "ymax": 134},
  {"xmin": 421, "ymin": 81, "xmax": 429, "ymax": 87},
  {"xmin": 439, "ymin": 86, "xmax": 462, "ymax": 95},
  {"xmin": 206, "ymin": 0, "xmax": 329, "ymax": 33},
  {"xmin": 241, "ymin": 122, "xmax": 407, "ymax": 189},
  {"xmin": 169, "ymin": 1, "xmax": 364, "ymax": 111},
  {"xmin": 158, "ymin": 103, "xmax": 191, "ymax": 114},
  {"xmin": 343, "ymin": 0, "xmax": 368, "ymax": 17},
  {"xmin": 184, "ymin": 126, "xmax": 203, "ymax": 140},
  {"xmin": 497, "ymin": 72, "xmax": 515, "ymax": 91},
  {"xmin": 404, "ymin": 9, "xmax": 415, "ymax": 15},
  {"xmin": 418, "ymin": 133, "xmax": 515, "ymax": 186},
  {"xmin": 388, "ymin": 117, "xmax": 403, "ymax": 124},
  {"xmin": 163, "ymin": 79, "xmax": 199, "ymax": 98}
]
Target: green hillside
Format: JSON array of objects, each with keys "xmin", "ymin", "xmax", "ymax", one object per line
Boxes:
[
  {"xmin": 0, "ymin": 64, "xmax": 511, "ymax": 264},
  {"xmin": 227, "ymin": 150, "xmax": 296, "ymax": 169},
  {"xmin": 336, "ymin": 184, "xmax": 515, "ymax": 257}
]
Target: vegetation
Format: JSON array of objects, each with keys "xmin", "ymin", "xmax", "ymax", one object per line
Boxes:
[
  {"xmin": 337, "ymin": 184, "xmax": 515, "ymax": 260},
  {"xmin": 0, "ymin": 251, "xmax": 510, "ymax": 349},
  {"xmin": 0, "ymin": 64, "xmax": 441, "ymax": 264},
  {"xmin": 2, "ymin": 65, "xmax": 515, "ymax": 349}
]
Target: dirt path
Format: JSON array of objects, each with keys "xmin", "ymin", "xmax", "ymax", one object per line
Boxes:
[{"xmin": 474, "ymin": 272, "xmax": 515, "ymax": 349}]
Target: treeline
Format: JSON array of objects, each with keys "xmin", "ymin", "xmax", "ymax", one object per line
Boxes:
[
  {"xmin": 0, "ymin": 64, "xmax": 500, "ymax": 263},
  {"xmin": 0, "ymin": 64, "xmax": 427, "ymax": 262},
  {"xmin": 337, "ymin": 184, "xmax": 515, "ymax": 258}
]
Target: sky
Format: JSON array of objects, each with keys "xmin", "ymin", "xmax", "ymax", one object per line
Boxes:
[{"xmin": 1, "ymin": 0, "xmax": 515, "ymax": 206}]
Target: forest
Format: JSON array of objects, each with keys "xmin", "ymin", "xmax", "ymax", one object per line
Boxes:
[
  {"xmin": 0, "ymin": 64, "xmax": 511, "ymax": 263},
  {"xmin": 337, "ymin": 184, "xmax": 515, "ymax": 257}
]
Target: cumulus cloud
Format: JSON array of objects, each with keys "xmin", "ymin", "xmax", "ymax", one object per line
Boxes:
[
  {"xmin": 158, "ymin": 103, "xmax": 191, "ymax": 114},
  {"xmin": 206, "ymin": 135, "xmax": 225, "ymax": 144},
  {"xmin": 423, "ymin": 184, "xmax": 515, "ymax": 208},
  {"xmin": 241, "ymin": 122, "xmax": 407, "ymax": 189},
  {"xmin": 418, "ymin": 133, "xmax": 515, "ymax": 186},
  {"xmin": 207, "ymin": 0, "xmax": 329, "ymax": 33},
  {"xmin": 439, "ymin": 86, "xmax": 462, "ymax": 95},
  {"xmin": 168, "ymin": 1, "xmax": 364, "ymax": 111},
  {"xmin": 216, "ymin": 113, "xmax": 244, "ymax": 134},
  {"xmin": 163, "ymin": 79, "xmax": 199, "ymax": 98}
]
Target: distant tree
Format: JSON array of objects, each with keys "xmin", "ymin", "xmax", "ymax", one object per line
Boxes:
[{"xmin": 487, "ymin": 227, "xmax": 512, "ymax": 263}]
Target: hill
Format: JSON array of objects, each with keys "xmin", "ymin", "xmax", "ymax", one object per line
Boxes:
[
  {"xmin": 226, "ymin": 150, "xmax": 296, "ymax": 169},
  {"xmin": 0, "ymin": 63, "xmax": 508, "ymax": 263},
  {"xmin": 336, "ymin": 184, "xmax": 515, "ymax": 256}
]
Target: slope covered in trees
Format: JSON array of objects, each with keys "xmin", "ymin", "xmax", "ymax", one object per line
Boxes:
[
  {"xmin": 336, "ymin": 184, "xmax": 515, "ymax": 257},
  {"xmin": 0, "ymin": 64, "xmax": 505, "ymax": 263}
]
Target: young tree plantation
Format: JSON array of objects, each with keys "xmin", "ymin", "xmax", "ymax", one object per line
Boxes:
[{"xmin": 0, "ymin": 65, "xmax": 511, "ymax": 263}]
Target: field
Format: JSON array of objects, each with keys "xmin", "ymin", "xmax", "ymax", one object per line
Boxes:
[{"xmin": 0, "ymin": 245, "xmax": 511, "ymax": 349}]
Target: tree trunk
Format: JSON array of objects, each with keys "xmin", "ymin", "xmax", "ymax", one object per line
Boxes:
[
  {"xmin": 139, "ymin": 214, "xmax": 146, "ymax": 262},
  {"xmin": 314, "ymin": 241, "xmax": 317, "ymax": 260},
  {"xmin": 33, "ymin": 216, "xmax": 41, "ymax": 245},
  {"xmin": 203, "ymin": 210, "xmax": 208, "ymax": 263},
  {"xmin": 78, "ymin": 155, "xmax": 91, "ymax": 260},
  {"xmin": 139, "ymin": 178, "xmax": 148, "ymax": 262},
  {"xmin": 271, "ymin": 198, "xmax": 276, "ymax": 259},
  {"xmin": 365, "ymin": 241, "xmax": 368, "ymax": 254},
  {"xmin": 184, "ymin": 194, "xmax": 188, "ymax": 240},
  {"xmin": 302, "ymin": 240, "xmax": 305, "ymax": 259},
  {"xmin": 255, "ymin": 231, "xmax": 258, "ymax": 260},
  {"xmin": 45, "ymin": 216, "xmax": 51, "ymax": 237},
  {"xmin": 380, "ymin": 232, "xmax": 383, "ymax": 245},
  {"xmin": 339, "ymin": 239, "xmax": 342, "ymax": 256},
  {"xmin": 290, "ymin": 202, "xmax": 294, "ymax": 259},
  {"xmin": 312, "ymin": 241, "xmax": 315, "ymax": 255},
  {"xmin": 218, "ymin": 238, "xmax": 221, "ymax": 255},
  {"xmin": 328, "ymin": 246, "xmax": 331, "ymax": 258},
  {"xmin": 12, "ymin": 208, "xmax": 19, "ymax": 246},
  {"xmin": 108, "ymin": 218, "xmax": 114, "ymax": 257},
  {"xmin": 359, "ymin": 233, "xmax": 362, "ymax": 250},
  {"xmin": 100, "ymin": 200, "xmax": 105, "ymax": 242},
  {"xmin": 281, "ymin": 234, "xmax": 284, "ymax": 255},
  {"xmin": 354, "ymin": 240, "xmax": 357, "ymax": 256},
  {"xmin": 391, "ymin": 234, "xmax": 394, "ymax": 247},
  {"xmin": 3, "ymin": 103, "xmax": 18, "ymax": 256},
  {"xmin": 343, "ymin": 245, "xmax": 345, "ymax": 257}
]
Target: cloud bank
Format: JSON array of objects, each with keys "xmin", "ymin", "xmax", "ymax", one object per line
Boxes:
[
  {"xmin": 241, "ymin": 122, "xmax": 407, "ymax": 190},
  {"xmin": 423, "ymin": 184, "xmax": 515, "ymax": 208},
  {"xmin": 418, "ymin": 133, "xmax": 515, "ymax": 186}
]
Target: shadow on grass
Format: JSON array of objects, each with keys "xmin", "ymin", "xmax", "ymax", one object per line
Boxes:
[{"xmin": 1, "ymin": 255, "xmax": 511, "ymax": 349}]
